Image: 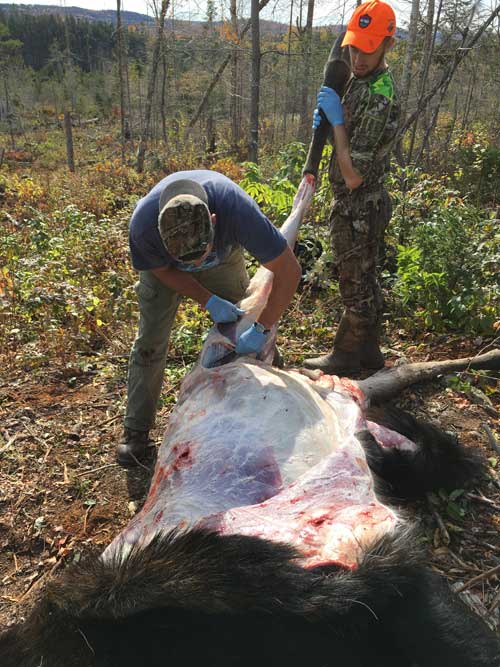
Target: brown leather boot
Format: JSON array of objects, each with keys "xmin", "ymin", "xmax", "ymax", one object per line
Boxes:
[
  {"xmin": 303, "ymin": 315, "xmax": 359, "ymax": 375},
  {"xmin": 303, "ymin": 312, "xmax": 384, "ymax": 376},
  {"xmin": 360, "ymin": 335, "xmax": 385, "ymax": 370},
  {"xmin": 116, "ymin": 428, "xmax": 152, "ymax": 468}
]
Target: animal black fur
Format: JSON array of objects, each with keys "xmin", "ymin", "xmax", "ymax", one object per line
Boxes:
[
  {"xmin": 359, "ymin": 404, "xmax": 485, "ymax": 499},
  {"xmin": 1, "ymin": 408, "xmax": 498, "ymax": 667},
  {"xmin": 1, "ymin": 527, "xmax": 498, "ymax": 667}
]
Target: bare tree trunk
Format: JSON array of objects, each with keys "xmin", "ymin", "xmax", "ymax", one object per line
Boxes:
[
  {"xmin": 413, "ymin": 3, "xmax": 479, "ymax": 166},
  {"xmin": 461, "ymin": 68, "xmax": 475, "ymax": 132},
  {"xmin": 116, "ymin": 0, "xmax": 127, "ymax": 163},
  {"xmin": 136, "ymin": 0, "xmax": 170, "ymax": 173},
  {"xmin": 407, "ymin": 0, "xmax": 441, "ymax": 164},
  {"xmin": 394, "ymin": 3, "xmax": 500, "ymax": 151},
  {"xmin": 64, "ymin": 110, "xmax": 75, "ymax": 173},
  {"xmin": 444, "ymin": 92, "xmax": 458, "ymax": 160},
  {"xmin": 272, "ymin": 72, "xmax": 278, "ymax": 145},
  {"xmin": 418, "ymin": 0, "xmax": 438, "ymax": 95},
  {"xmin": 125, "ymin": 48, "xmax": 132, "ymax": 136},
  {"xmin": 298, "ymin": 0, "xmax": 315, "ymax": 142},
  {"xmin": 161, "ymin": 46, "xmax": 167, "ymax": 143},
  {"xmin": 248, "ymin": 0, "xmax": 260, "ymax": 162},
  {"xmin": 206, "ymin": 114, "xmax": 216, "ymax": 156},
  {"xmin": 137, "ymin": 68, "xmax": 144, "ymax": 136},
  {"xmin": 62, "ymin": 13, "xmax": 76, "ymax": 172},
  {"xmin": 3, "ymin": 73, "xmax": 15, "ymax": 149},
  {"xmin": 188, "ymin": 0, "xmax": 271, "ymax": 129},
  {"xmin": 282, "ymin": 0, "xmax": 294, "ymax": 141},
  {"xmin": 399, "ymin": 0, "xmax": 420, "ymax": 117},
  {"xmin": 229, "ymin": 0, "xmax": 240, "ymax": 147}
]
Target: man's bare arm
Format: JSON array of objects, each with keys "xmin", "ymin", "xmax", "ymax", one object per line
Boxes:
[
  {"xmin": 257, "ymin": 245, "xmax": 302, "ymax": 329},
  {"xmin": 151, "ymin": 266, "xmax": 212, "ymax": 307},
  {"xmin": 333, "ymin": 124, "xmax": 364, "ymax": 191}
]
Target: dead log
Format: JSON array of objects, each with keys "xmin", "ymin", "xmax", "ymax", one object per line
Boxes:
[{"xmin": 358, "ymin": 349, "xmax": 500, "ymax": 404}]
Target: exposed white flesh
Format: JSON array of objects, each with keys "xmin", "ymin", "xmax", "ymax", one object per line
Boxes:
[{"xmin": 104, "ymin": 363, "xmax": 399, "ymax": 568}]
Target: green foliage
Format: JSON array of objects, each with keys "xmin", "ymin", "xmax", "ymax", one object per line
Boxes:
[
  {"xmin": 1, "ymin": 9, "xmax": 146, "ymax": 73},
  {"xmin": 239, "ymin": 161, "xmax": 296, "ymax": 225},
  {"xmin": 0, "ymin": 21, "xmax": 22, "ymax": 64},
  {"xmin": 1, "ymin": 202, "xmax": 134, "ymax": 360},
  {"xmin": 388, "ymin": 166, "xmax": 499, "ymax": 334},
  {"xmin": 239, "ymin": 141, "xmax": 333, "ymax": 230},
  {"xmin": 274, "ymin": 142, "xmax": 307, "ymax": 183},
  {"xmin": 450, "ymin": 125, "xmax": 500, "ymax": 205},
  {"xmin": 427, "ymin": 488, "xmax": 469, "ymax": 524}
]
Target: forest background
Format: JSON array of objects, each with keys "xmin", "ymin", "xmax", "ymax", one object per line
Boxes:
[{"xmin": 0, "ymin": 0, "xmax": 499, "ymax": 631}]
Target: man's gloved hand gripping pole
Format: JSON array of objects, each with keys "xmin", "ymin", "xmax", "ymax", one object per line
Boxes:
[
  {"xmin": 302, "ymin": 31, "xmax": 351, "ymax": 179},
  {"xmin": 314, "ymin": 86, "xmax": 364, "ymax": 191}
]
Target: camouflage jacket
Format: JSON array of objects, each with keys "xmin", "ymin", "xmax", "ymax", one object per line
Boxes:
[{"xmin": 329, "ymin": 67, "xmax": 400, "ymax": 212}]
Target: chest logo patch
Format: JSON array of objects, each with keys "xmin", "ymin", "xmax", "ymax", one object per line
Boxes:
[{"xmin": 359, "ymin": 14, "xmax": 372, "ymax": 28}]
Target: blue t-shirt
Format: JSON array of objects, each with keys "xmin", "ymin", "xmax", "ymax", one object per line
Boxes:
[{"xmin": 129, "ymin": 170, "xmax": 287, "ymax": 272}]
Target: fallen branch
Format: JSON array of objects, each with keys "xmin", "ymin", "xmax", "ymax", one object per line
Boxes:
[
  {"xmin": 18, "ymin": 558, "xmax": 64, "ymax": 603},
  {"xmin": 455, "ymin": 563, "xmax": 500, "ymax": 593},
  {"xmin": 465, "ymin": 492, "xmax": 500, "ymax": 510},
  {"xmin": 481, "ymin": 422, "xmax": 500, "ymax": 455},
  {"xmin": 489, "ymin": 591, "xmax": 500, "ymax": 612},
  {"xmin": 427, "ymin": 494, "xmax": 450, "ymax": 546},
  {"xmin": 75, "ymin": 463, "xmax": 119, "ymax": 478},
  {"xmin": 358, "ymin": 349, "xmax": 500, "ymax": 404}
]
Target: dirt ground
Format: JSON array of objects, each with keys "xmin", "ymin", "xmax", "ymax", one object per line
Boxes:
[{"xmin": 0, "ymin": 336, "xmax": 499, "ymax": 633}]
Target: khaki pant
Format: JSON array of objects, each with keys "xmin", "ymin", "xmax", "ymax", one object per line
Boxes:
[{"xmin": 125, "ymin": 247, "xmax": 249, "ymax": 431}]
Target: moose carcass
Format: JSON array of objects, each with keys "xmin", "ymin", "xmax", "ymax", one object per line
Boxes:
[{"xmin": 1, "ymin": 177, "xmax": 499, "ymax": 667}]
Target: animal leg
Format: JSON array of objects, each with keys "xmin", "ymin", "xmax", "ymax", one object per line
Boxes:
[{"xmin": 357, "ymin": 405, "xmax": 485, "ymax": 498}]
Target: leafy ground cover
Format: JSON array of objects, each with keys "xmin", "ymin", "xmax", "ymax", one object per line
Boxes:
[{"xmin": 0, "ymin": 129, "xmax": 499, "ymax": 631}]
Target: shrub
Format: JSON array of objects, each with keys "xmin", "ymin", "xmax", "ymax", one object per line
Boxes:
[
  {"xmin": 450, "ymin": 125, "xmax": 500, "ymax": 206},
  {"xmin": 388, "ymin": 166, "xmax": 499, "ymax": 334}
]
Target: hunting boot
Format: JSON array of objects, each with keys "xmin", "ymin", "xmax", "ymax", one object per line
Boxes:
[
  {"xmin": 303, "ymin": 312, "xmax": 384, "ymax": 376},
  {"xmin": 116, "ymin": 428, "xmax": 152, "ymax": 468},
  {"xmin": 359, "ymin": 317, "xmax": 385, "ymax": 371}
]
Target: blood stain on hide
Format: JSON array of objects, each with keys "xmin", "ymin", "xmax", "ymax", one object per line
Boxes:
[
  {"xmin": 140, "ymin": 442, "xmax": 196, "ymax": 513},
  {"xmin": 309, "ymin": 515, "xmax": 328, "ymax": 527},
  {"xmin": 141, "ymin": 464, "xmax": 168, "ymax": 513},
  {"xmin": 170, "ymin": 442, "xmax": 195, "ymax": 472}
]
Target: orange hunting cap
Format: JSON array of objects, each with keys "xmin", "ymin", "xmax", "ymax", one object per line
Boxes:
[{"xmin": 342, "ymin": 1, "xmax": 396, "ymax": 53}]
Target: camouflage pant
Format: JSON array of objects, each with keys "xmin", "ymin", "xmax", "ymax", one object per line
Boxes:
[{"xmin": 329, "ymin": 188, "xmax": 392, "ymax": 323}]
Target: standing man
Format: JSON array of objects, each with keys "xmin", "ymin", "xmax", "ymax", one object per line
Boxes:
[
  {"xmin": 304, "ymin": 0, "xmax": 400, "ymax": 375},
  {"xmin": 118, "ymin": 170, "xmax": 301, "ymax": 467}
]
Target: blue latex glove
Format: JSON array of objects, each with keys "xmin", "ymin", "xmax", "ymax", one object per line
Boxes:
[
  {"xmin": 313, "ymin": 86, "xmax": 344, "ymax": 128},
  {"xmin": 235, "ymin": 323, "xmax": 270, "ymax": 356},
  {"xmin": 205, "ymin": 295, "xmax": 245, "ymax": 324},
  {"xmin": 312, "ymin": 108, "xmax": 324, "ymax": 130}
]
